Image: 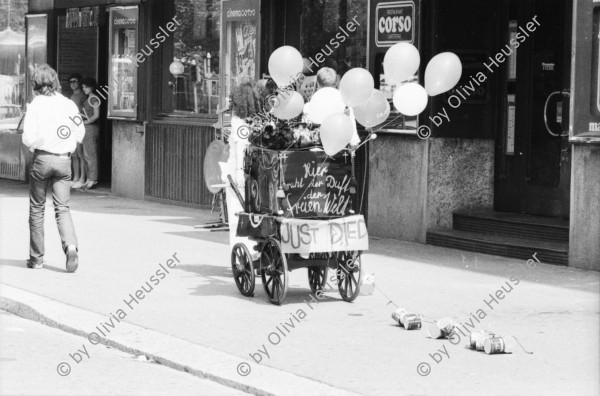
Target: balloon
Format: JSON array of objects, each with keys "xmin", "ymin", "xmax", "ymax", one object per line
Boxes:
[
  {"xmin": 339, "ymin": 68, "xmax": 374, "ymax": 107},
  {"xmin": 383, "ymin": 43, "xmax": 420, "ymax": 85},
  {"xmin": 272, "ymin": 91, "xmax": 304, "ymax": 120},
  {"xmin": 268, "ymin": 46, "xmax": 304, "ymax": 87},
  {"xmin": 425, "ymin": 52, "xmax": 462, "ymax": 96},
  {"xmin": 393, "ymin": 83, "xmax": 428, "ymax": 116},
  {"xmin": 320, "ymin": 113, "xmax": 354, "ymax": 156},
  {"xmin": 308, "ymin": 87, "xmax": 345, "ymax": 124},
  {"xmin": 353, "ymin": 89, "xmax": 390, "ymax": 128}
]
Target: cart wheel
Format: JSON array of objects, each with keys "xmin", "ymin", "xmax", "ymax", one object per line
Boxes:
[
  {"xmin": 308, "ymin": 266, "xmax": 329, "ymax": 294},
  {"xmin": 231, "ymin": 243, "xmax": 255, "ymax": 297},
  {"xmin": 336, "ymin": 251, "xmax": 362, "ymax": 302},
  {"xmin": 260, "ymin": 238, "xmax": 288, "ymax": 305}
]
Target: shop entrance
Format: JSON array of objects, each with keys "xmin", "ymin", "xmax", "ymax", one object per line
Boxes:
[
  {"xmin": 494, "ymin": 0, "xmax": 572, "ymax": 218},
  {"xmin": 56, "ymin": 9, "xmax": 111, "ymax": 187}
]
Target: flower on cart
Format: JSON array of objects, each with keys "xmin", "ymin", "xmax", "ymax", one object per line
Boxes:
[{"xmin": 244, "ymin": 111, "xmax": 321, "ymax": 150}]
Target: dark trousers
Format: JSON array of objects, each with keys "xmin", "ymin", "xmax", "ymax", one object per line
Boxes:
[{"xmin": 29, "ymin": 153, "xmax": 78, "ymax": 264}]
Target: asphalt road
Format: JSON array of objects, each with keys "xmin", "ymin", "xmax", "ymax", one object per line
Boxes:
[{"xmin": 0, "ymin": 309, "xmax": 249, "ymax": 396}]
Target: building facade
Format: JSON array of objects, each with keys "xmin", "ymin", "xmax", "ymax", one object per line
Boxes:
[{"xmin": 21, "ymin": 0, "xmax": 599, "ymax": 270}]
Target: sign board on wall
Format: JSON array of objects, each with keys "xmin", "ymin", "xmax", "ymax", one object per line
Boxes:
[
  {"xmin": 570, "ymin": 0, "xmax": 600, "ymax": 143},
  {"xmin": 367, "ymin": 0, "xmax": 421, "ymax": 134}
]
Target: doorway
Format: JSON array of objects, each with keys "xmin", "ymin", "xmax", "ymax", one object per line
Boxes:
[
  {"xmin": 494, "ymin": 0, "xmax": 572, "ymax": 218},
  {"xmin": 56, "ymin": 9, "xmax": 112, "ymax": 188}
]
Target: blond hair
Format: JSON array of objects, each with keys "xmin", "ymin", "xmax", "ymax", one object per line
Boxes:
[{"xmin": 316, "ymin": 67, "xmax": 338, "ymax": 88}]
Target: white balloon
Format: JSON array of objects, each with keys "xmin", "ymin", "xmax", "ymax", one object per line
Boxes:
[
  {"xmin": 320, "ymin": 113, "xmax": 354, "ymax": 156},
  {"xmin": 425, "ymin": 52, "xmax": 462, "ymax": 96},
  {"xmin": 308, "ymin": 88, "xmax": 345, "ymax": 124},
  {"xmin": 392, "ymin": 83, "xmax": 428, "ymax": 116},
  {"xmin": 272, "ymin": 91, "xmax": 304, "ymax": 120},
  {"xmin": 268, "ymin": 46, "xmax": 304, "ymax": 88},
  {"xmin": 383, "ymin": 43, "xmax": 420, "ymax": 85}
]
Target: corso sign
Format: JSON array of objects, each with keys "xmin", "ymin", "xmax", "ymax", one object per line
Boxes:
[{"xmin": 376, "ymin": 1, "xmax": 415, "ymax": 46}]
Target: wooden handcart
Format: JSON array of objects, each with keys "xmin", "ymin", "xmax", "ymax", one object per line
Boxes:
[{"xmin": 230, "ymin": 145, "xmax": 368, "ymax": 305}]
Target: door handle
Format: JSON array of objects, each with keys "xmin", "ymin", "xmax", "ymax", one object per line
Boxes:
[{"xmin": 543, "ymin": 90, "xmax": 570, "ymax": 137}]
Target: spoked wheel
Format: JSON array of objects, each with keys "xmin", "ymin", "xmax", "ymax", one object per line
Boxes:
[
  {"xmin": 336, "ymin": 250, "xmax": 362, "ymax": 302},
  {"xmin": 308, "ymin": 266, "xmax": 329, "ymax": 294},
  {"xmin": 231, "ymin": 243, "xmax": 255, "ymax": 297},
  {"xmin": 260, "ymin": 238, "xmax": 288, "ymax": 305}
]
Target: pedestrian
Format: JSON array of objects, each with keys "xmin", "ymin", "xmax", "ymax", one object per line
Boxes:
[
  {"xmin": 222, "ymin": 81, "xmax": 260, "ymax": 259},
  {"xmin": 68, "ymin": 73, "xmax": 86, "ymax": 189},
  {"xmin": 80, "ymin": 77, "xmax": 101, "ymax": 189},
  {"xmin": 22, "ymin": 64, "xmax": 84, "ymax": 272}
]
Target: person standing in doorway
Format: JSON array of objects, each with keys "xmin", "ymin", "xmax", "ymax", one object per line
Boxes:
[
  {"xmin": 22, "ymin": 64, "xmax": 84, "ymax": 272},
  {"xmin": 68, "ymin": 74, "xmax": 87, "ymax": 189},
  {"xmin": 81, "ymin": 77, "xmax": 101, "ymax": 189}
]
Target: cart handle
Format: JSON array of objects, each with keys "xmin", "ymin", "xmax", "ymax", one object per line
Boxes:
[{"xmin": 227, "ymin": 175, "xmax": 246, "ymax": 209}]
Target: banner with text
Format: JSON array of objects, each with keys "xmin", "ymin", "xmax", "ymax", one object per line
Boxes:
[{"xmin": 280, "ymin": 215, "xmax": 369, "ymax": 254}]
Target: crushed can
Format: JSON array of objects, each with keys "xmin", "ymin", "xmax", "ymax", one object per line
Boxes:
[
  {"xmin": 437, "ymin": 317, "xmax": 459, "ymax": 337},
  {"xmin": 391, "ymin": 308, "xmax": 421, "ymax": 330},
  {"xmin": 470, "ymin": 330, "xmax": 494, "ymax": 351},
  {"xmin": 391, "ymin": 308, "xmax": 408, "ymax": 325},
  {"xmin": 392, "ymin": 308, "xmax": 406, "ymax": 326},
  {"xmin": 402, "ymin": 313, "xmax": 422, "ymax": 330},
  {"xmin": 484, "ymin": 336, "xmax": 505, "ymax": 354}
]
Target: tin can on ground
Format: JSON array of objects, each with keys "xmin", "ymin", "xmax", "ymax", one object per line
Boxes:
[
  {"xmin": 391, "ymin": 308, "xmax": 408, "ymax": 325},
  {"xmin": 427, "ymin": 323, "xmax": 443, "ymax": 339},
  {"xmin": 402, "ymin": 314, "xmax": 422, "ymax": 330},
  {"xmin": 484, "ymin": 336, "xmax": 505, "ymax": 354},
  {"xmin": 437, "ymin": 317, "xmax": 458, "ymax": 337},
  {"xmin": 470, "ymin": 330, "xmax": 494, "ymax": 350}
]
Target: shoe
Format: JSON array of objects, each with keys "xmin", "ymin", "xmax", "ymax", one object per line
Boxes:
[
  {"xmin": 83, "ymin": 180, "xmax": 97, "ymax": 190},
  {"xmin": 71, "ymin": 181, "xmax": 84, "ymax": 189},
  {"xmin": 66, "ymin": 245, "xmax": 78, "ymax": 273},
  {"xmin": 26, "ymin": 260, "xmax": 43, "ymax": 269}
]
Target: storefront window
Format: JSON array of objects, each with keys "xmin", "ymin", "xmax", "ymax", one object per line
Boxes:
[
  {"xmin": 108, "ymin": 6, "xmax": 139, "ymax": 119},
  {"xmin": 170, "ymin": 0, "xmax": 220, "ymax": 115},
  {"xmin": 299, "ymin": 0, "xmax": 367, "ymax": 76}
]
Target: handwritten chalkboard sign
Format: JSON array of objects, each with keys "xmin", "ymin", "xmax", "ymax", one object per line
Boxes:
[
  {"xmin": 245, "ymin": 147, "xmax": 354, "ymax": 218},
  {"xmin": 282, "ymin": 150, "xmax": 353, "ymax": 218}
]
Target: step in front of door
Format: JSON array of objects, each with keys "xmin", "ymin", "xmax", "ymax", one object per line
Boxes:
[
  {"xmin": 453, "ymin": 209, "xmax": 569, "ymax": 244},
  {"xmin": 426, "ymin": 229, "xmax": 568, "ymax": 265}
]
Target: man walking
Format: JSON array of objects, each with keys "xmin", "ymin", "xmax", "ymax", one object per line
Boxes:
[{"xmin": 22, "ymin": 64, "xmax": 85, "ymax": 272}]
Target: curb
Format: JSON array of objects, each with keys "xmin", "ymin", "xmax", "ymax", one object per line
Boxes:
[{"xmin": 0, "ymin": 283, "xmax": 361, "ymax": 396}]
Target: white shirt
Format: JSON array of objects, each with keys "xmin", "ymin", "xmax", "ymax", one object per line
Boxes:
[{"xmin": 23, "ymin": 93, "xmax": 85, "ymax": 153}]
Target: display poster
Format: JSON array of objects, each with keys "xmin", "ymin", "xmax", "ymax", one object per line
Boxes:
[
  {"xmin": 57, "ymin": 16, "xmax": 98, "ymax": 95},
  {"xmin": 368, "ymin": 0, "xmax": 421, "ymax": 134},
  {"xmin": 280, "ymin": 215, "xmax": 369, "ymax": 254},
  {"xmin": 66, "ymin": 7, "xmax": 99, "ymax": 28},
  {"xmin": 108, "ymin": 6, "xmax": 138, "ymax": 119},
  {"xmin": 220, "ymin": 0, "xmax": 260, "ymax": 114},
  {"xmin": 570, "ymin": 0, "xmax": 600, "ymax": 142}
]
